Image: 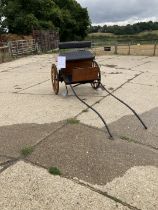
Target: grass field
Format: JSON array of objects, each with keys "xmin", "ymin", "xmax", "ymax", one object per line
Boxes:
[{"xmin": 86, "ymin": 30, "xmax": 158, "ymax": 45}]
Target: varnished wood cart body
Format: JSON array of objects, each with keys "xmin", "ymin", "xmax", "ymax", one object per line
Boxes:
[
  {"xmin": 60, "ymin": 59, "xmax": 99, "ymax": 84},
  {"xmin": 51, "ymin": 41, "xmax": 101, "ymax": 95}
]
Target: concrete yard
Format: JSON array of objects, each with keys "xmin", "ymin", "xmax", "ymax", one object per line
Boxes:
[{"xmin": 0, "ymin": 54, "xmax": 158, "ymax": 209}]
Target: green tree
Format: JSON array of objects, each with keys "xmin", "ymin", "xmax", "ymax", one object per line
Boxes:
[
  {"xmin": 54, "ymin": 0, "xmax": 90, "ymax": 41},
  {"xmin": 0, "ymin": 0, "xmax": 56, "ymax": 34},
  {"xmin": 89, "ymin": 21, "xmax": 158, "ymax": 35},
  {"xmin": 0, "ymin": 0, "xmax": 90, "ymax": 41}
]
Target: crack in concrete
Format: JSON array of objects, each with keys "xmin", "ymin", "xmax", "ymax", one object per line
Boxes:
[
  {"xmin": 13, "ymin": 79, "xmax": 50, "ymax": 93},
  {"xmin": 0, "ymin": 159, "xmax": 19, "ymax": 174},
  {"xmin": 119, "ymin": 135, "xmax": 158, "ymax": 151},
  {"xmin": 15, "ymin": 92, "xmax": 107, "ymax": 97},
  {"xmin": 67, "ymin": 122, "xmax": 158, "ymax": 152},
  {"xmin": 75, "ymin": 180, "xmax": 141, "ymax": 210},
  {"xmin": 137, "ymin": 56, "xmax": 150, "ymax": 61},
  {"xmin": 0, "ymin": 57, "xmax": 48, "ymax": 73},
  {"xmin": 31, "ymin": 123, "xmax": 66, "ymax": 149},
  {"xmin": 0, "ymin": 158, "xmax": 17, "ymax": 167},
  {"xmin": 130, "ymin": 82, "xmax": 158, "ymax": 88},
  {"xmin": 0, "ymin": 122, "xmax": 66, "ymax": 159},
  {"xmin": 0, "ymin": 125, "xmax": 66, "ymax": 174},
  {"xmin": 132, "ymin": 61, "xmax": 151, "ymax": 69},
  {"xmin": 100, "ymin": 63, "xmax": 135, "ymax": 72},
  {"xmin": 13, "ymin": 92, "xmax": 53, "ymax": 96},
  {"xmin": 100, "ymin": 59, "xmax": 151, "ymax": 74},
  {"xmin": 0, "ymin": 122, "xmax": 66, "ymax": 174},
  {"xmin": 24, "ymin": 159, "xmax": 140, "ymax": 210},
  {"xmin": 0, "ymin": 154, "xmax": 17, "ymax": 160},
  {"xmin": 75, "ymin": 72, "xmax": 143, "ymax": 119}
]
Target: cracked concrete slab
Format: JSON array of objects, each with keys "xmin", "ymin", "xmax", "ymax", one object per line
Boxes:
[
  {"xmin": 95, "ymin": 166, "xmax": 158, "ymax": 210},
  {"xmin": 19, "ymin": 79, "xmax": 60, "ymax": 95},
  {"xmin": 0, "ymin": 56, "xmax": 55, "ymax": 93},
  {"xmin": 132, "ymin": 58, "xmax": 158, "ymax": 74},
  {"xmin": 100, "ymin": 66, "xmax": 139, "ymax": 90},
  {"xmin": 0, "ymin": 71, "xmax": 50, "ymax": 93},
  {"xmin": 99, "ymin": 55, "xmax": 151, "ymax": 70},
  {"xmin": 0, "ymin": 122, "xmax": 64, "ymax": 157},
  {"xmin": 0, "ymin": 92, "xmax": 104, "ymax": 126},
  {"xmin": 130, "ymin": 72, "xmax": 158, "ymax": 87},
  {"xmin": 0, "ymin": 54, "xmax": 55, "ymax": 73},
  {"xmin": 78, "ymin": 82, "xmax": 158, "ymax": 127},
  {"xmin": 111, "ymin": 83, "xmax": 158, "ymax": 115},
  {"xmin": 110, "ymin": 108, "xmax": 158, "ymax": 149},
  {"xmin": 27, "ymin": 124, "xmax": 158, "ymax": 185},
  {"xmin": 0, "ymin": 161, "xmax": 130, "ymax": 210},
  {"xmin": 1, "ymin": 55, "xmax": 155, "ymax": 128},
  {"xmin": 20, "ymin": 80, "xmax": 106, "ymax": 97},
  {"xmin": 100, "ymin": 64, "xmax": 139, "ymax": 75},
  {"xmin": 0, "ymin": 54, "xmax": 158, "ymax": 209}
]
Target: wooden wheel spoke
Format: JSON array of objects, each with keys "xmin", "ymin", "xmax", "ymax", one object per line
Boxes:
[{"xmin": 51, "ymin": 64, "xmax": 59, "ymax": 95}]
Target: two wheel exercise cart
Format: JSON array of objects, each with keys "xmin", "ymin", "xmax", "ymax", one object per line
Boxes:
[{"xmin": 51, "ymin": 41, "xmax": 147, "ymax": 138}]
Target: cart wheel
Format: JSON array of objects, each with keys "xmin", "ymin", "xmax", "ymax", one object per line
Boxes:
[
  {"xmin": 91, "ymin": 61, "xmax": 101, "ymax": 89},
  {"xmin": 51, "ymin": 64, "xmax": 59, "ymax": 95}
]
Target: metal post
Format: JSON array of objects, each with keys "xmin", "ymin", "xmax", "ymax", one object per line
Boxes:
[
  {"xmin": 8, "ymin": 41, "xmax": 12, "ymax": 58},
  {"xmin": 153, "ymin": 41, "xmax": 157, "ymax": 56},
  {"xmin": 114, "ymin": 44, "xmax": 118, "ymax": 54},
  {"xmin": 128, "ymin": 42, "xmax": 131, "ymax": 55},
  {"xmin": 2, "ymin": 47, "xmax": 4, "ymax": 63}
]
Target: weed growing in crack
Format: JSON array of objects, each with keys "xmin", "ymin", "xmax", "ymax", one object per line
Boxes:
[
  {"xmin": 120, "ymin": 136, "xmax": 135, "ymax": 142},
  {"xmin": 21, "ymin": 146, "xmax": 34, "ymax": 157},
  {"xmin": 82, "ymin": 109, "xmax": 89, "ymax": 113},
  {"xmin": 49, "ymin": 167, "xmax": 61, "ymax": 176},
  {"xmin": 66, "ymin": 118, "xmax": 80, "ymax": 124}
]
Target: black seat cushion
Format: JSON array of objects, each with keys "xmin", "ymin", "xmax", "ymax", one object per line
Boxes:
[
  {"xmin": 60, "ymin": 50, "xmax": 95, "ymax": 61},
  {"xmin": 59, "ymin": 41, "xmax": 91, "ymax": 49}
]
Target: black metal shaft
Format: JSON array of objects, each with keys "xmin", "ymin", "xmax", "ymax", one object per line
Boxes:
[
  {"xmin": 70, "ymin": 84, "xmax": 113, "ymax": 139},
  {"xmin": 100, "ymin": 84, "xmax": 148, "ymax": 130},
  {"xmin": 73, "ymin": 83, "xmax": 82, "ymax": 88}
]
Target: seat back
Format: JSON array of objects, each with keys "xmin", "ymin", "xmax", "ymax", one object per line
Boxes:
[{"xmin": 59, "ymin": 41, "xmax": 91, "ymax": 50}]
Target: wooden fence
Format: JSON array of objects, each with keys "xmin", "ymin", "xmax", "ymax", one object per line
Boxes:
[
  {"xmin": 9, "ymin": 39, "xmax": 37, "ymax": 57},
  {"xmin": 114, "ymin": 42, "xmax": 157, "ymax": 56},
  {"xmin": 93, "ymin": 41, "xmax": 158, "ymax": 56},
  {"xmin": 0, "ymin": 46, "xmax": 11, "ymax": 63},
  {"xmin": 0, "ymin": 29, "xmax": 59, "ymax": 63},
  {"xmin": 33, "ymin": 30, "xmax": 59, "ymax": 52}
]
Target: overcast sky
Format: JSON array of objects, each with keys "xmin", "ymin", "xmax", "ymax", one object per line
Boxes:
[{"xmin": 77, "ymin": 0, "xmax": 158, "ymax": 25}]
